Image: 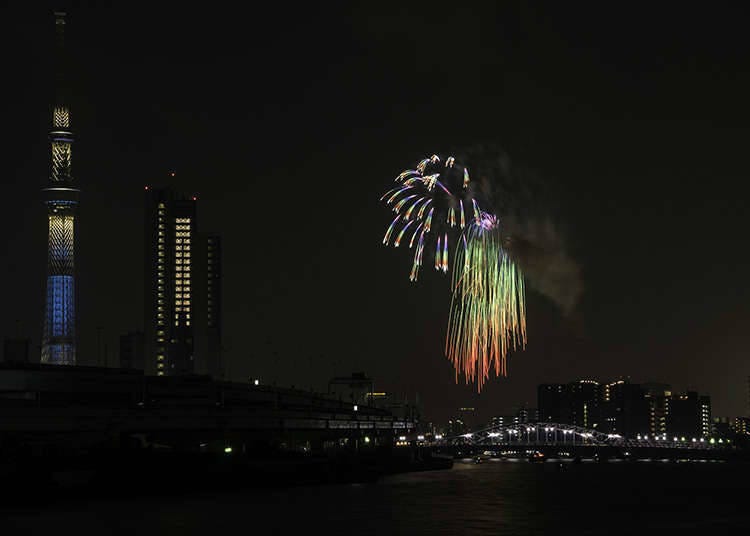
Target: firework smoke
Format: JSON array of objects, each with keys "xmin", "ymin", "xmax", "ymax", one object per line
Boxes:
[{"xmin": 456, "ymin": 143, "xmax": 583, "ymax": 315}]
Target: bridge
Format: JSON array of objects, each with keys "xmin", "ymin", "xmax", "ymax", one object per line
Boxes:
[
  {"xmin": 427, "ymin": 422, "xmax": 741, "ymax": 461},
  {"xmin": 437, "ymin": 423, "xmax": 722, "ymax": 449}
]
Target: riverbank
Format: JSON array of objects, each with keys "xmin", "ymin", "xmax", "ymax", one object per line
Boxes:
[{"xmin": 0, "ymin": 446, "xmax": 452, "ymax": 506}]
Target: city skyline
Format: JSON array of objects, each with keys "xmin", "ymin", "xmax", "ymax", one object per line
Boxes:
[{"xmin": 3, "ymin": 3, "xmax": 750, "ymax": 424}]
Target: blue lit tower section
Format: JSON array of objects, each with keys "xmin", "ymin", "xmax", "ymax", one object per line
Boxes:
[{"xmin": 41, "ymin": 11, "xmax": 79, "ymax": 365}]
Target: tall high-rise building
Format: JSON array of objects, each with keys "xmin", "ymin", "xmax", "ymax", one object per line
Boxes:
[
  {"xmin": 144, "ymin": 186, "xmax": 223, "ymax": 377},
  {"xmin": 202, "ymin": 234, "xmax": 222, "ymax": 377},
  {"xmin": 144, "ymin": 187, "xmax": 198, "ymax": 376},
  {"xmin": 599, "ymin": 380, "xmax": 650, "ymax": 437},
  {"xmin": 538, "ymin": 383, "xmax": 568, "ymax": 423},
  {"xmin": 41, "ymin": 12, "xmax": 79, "ymax": 365},
  {"xmin": 537, "ymin": 380, "xmax": 599, "ymax": 428},
  {"xmin": 667, "ymin": 391, "xmax": 711, "ymax": 440},
  {"xmin": 643, "ymin": 383, "xmax": 672, "ymax": 436}
]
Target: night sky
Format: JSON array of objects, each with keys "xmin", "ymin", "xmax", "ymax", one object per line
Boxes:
[{"xmin": 3, "ymin": 2, "xmax": 750, "ymax": 425}]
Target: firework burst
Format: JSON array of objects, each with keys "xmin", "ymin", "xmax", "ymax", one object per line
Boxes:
[
  {"xmin": 380, "ymin": 154, "xmax": 482, "ymax": 281},
  {"xmin": 380, "ymin": 153, "xmax": 528, "ymax": 392},
  {"xmin": 446, "ymin": 213, "xmax": 527, "ymax": 391}
]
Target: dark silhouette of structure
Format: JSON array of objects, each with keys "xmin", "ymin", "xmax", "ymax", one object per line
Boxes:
[
  {"xmin": 3, "ymin": 338, "xmax": 30, "ymax": 364},
  {"xmin": 119, "ymin": 331, "xmax": 145, "ymax": 370}
]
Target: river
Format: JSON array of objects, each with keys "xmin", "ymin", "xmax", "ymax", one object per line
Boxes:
[{"xmin": 4, "ymin": 458, "xmax": 749, "ymax": 534}]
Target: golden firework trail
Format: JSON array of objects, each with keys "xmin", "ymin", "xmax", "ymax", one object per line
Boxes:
[{"xmin": 446, "ymin": 214, "xmax": 527, "ymax": 392}]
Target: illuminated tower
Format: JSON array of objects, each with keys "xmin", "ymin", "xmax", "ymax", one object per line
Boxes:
[
  {"xmin": 144, "ymin": 186, "xmax": 198, "ymax": 376},
  {"xmin": 41, "ymin": 12, "xmax": 79, "ymax": 365}
]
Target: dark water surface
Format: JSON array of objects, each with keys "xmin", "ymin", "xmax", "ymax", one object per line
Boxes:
[{"xmin": 4, "ymin": 459, "xmax": 749, "ymax": 535}]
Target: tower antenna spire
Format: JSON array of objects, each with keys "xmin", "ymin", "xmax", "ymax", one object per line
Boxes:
[{"xmin": 53, "ymin": 11, "xmax": 67, "ymax": 107}]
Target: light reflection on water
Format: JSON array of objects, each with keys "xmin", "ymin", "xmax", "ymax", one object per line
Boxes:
[{"xmin": 4, "ymin": 460, "xmax": 750, "ymax": 535}]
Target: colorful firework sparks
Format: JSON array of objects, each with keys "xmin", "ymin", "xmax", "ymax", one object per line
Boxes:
[
  {"xmin": 380, "ymin": 154, "xmax": 482, "ymax": 281},
  {"xmin": 446, "ymin": 213, "xmax": 527, "ymax": 392}
]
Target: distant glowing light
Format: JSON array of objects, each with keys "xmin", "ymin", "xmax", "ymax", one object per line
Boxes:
[{"xmin": 224, "ymin": 446, "xmax": 232, "ymax": 453}]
